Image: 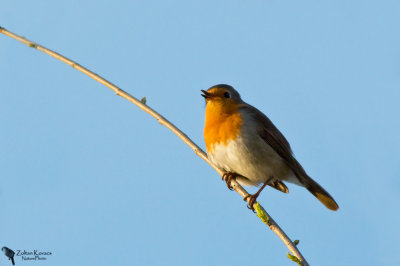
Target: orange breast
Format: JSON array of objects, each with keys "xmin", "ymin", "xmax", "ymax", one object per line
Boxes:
[{"xmin": 204, "ymin": 101, "xmax": 243, "ymax": 152}]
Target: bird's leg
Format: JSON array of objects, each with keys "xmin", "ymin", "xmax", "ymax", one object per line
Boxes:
[
  {"xmin": 243, "ymin": 177, "xmax": 273, "ymax": 211},
  {"xmin": 222, "ymin": 172, "xmax": 238, "ymax": 191}
]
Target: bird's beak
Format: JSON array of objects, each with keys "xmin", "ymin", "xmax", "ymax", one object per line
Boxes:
[{"xmin": 201, "ymin": 90, "xmax": 210, "ymax": 99}]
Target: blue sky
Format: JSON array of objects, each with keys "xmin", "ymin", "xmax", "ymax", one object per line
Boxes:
[{"xmin": 1, "ymin": 1, "xmax": 399, "ymax": 265}]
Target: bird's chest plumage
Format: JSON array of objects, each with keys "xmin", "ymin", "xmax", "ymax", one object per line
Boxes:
[
  {"xmin": 203, "ymin": 102, "xmax": 243, "ymax": 152},
  {"xmin": 204, "ymin": 106, "xmax": 291, "ymax": 187}
]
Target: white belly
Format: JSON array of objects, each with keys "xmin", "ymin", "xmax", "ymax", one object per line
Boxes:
[{"xmin": 207, "ymin": 121, "xmax": 298, "ymax": 187}]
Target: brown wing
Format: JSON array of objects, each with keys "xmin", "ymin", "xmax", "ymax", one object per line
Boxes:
[
  {"xmin": 240, "ymin": 104, "xmax": 339, "ymax": 211},
  {"xmin": 240, "ymin": 104, "xmax": 308, "ymax": 183}
]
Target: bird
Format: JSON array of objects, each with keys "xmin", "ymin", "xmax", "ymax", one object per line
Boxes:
[
  {"xmin": 201, "ymin": 84, "xmax": 338, "ymax": 211},
  {"xmin": 2, "ymin": 247, "xmax": 15, "ymax": 265}
]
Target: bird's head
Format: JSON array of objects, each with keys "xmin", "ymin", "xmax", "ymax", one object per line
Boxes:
[{"xmin": 201, "ymin": 84, "xmax": 242, "ymax": 112}]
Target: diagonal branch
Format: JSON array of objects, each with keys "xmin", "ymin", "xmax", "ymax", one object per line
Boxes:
[{"xmin": 0, "ymin": 26, "xmax": 309, "ymax": 266}]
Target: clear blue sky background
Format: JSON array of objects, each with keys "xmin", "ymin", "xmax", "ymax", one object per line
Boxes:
[{"xmin": 1, "ymin": 1, "xmax": 399, "ymax": 265}]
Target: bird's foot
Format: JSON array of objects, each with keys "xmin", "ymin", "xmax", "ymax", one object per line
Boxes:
[
  {"xmin": 222, "ymin": 172, "xmax": 237, "ymax": 191},
  {"xmin": 243, "ymin": 178, "xmax": 272, "ymax": 212},
  {"xmin": 243, "ymin": 193, "xmax": 260, "ymax": 212}
]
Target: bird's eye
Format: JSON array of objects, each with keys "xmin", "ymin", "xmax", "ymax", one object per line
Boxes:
[{"xmin": 223, "ymin": 92, "xmax": 231, "ymax": 98}]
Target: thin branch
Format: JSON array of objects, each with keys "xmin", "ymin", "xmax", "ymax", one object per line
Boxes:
[{"xmin": 0, "ymin": 26, "xmax": 309, "ymax": 265}]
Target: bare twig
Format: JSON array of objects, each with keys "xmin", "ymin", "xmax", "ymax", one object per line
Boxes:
[{"xmin": 0, "ymin": 26, "xmax": 309, "ymax": 265}]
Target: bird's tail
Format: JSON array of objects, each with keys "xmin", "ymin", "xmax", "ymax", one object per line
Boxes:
[
  {"xmin": 11, "ymin": 257, "xmax": 15, "ymax": 265},
  {"xmin": 303, "ymin": 176, "xmax": 339, "ymax": 211}
]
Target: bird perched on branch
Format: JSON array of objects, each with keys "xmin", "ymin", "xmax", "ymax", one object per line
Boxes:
[
  {"xmin": 2, "ymin": 247, "xmax": 15, "ymax": 265},
  {"xmin": 202, "ymin": 84, "xmax": 338, "ymax": 211}
]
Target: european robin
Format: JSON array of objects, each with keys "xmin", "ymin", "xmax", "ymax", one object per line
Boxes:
[{"xmin": 202, "ymin": 84, "xmax": 338, "ymax": 211}]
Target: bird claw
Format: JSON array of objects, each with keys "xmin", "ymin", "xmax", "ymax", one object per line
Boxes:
[
  {"xmin": 243, "ymin": 194, "xmax": 258, "ymax": 212},
  {"xmin": 222, "ymin": 172, "xmax": 237, "ymax": 191}
]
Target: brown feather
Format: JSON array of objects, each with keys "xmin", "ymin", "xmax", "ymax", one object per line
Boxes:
[
  {"xmin": 269, "ymin": 180, "xmax": 289, "ymax": 194},
  {"xmin": 304, "ymin": 177, "xmax": 339, "ymax": 211}
]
